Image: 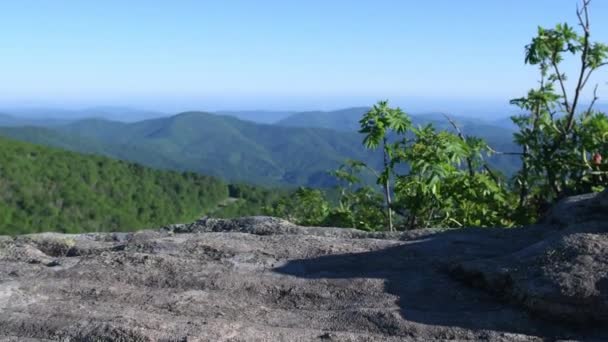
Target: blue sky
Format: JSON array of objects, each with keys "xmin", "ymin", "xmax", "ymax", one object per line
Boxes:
[{"xmin": 1, "ymin": 0, "xmax": 607, "ymax": 114}]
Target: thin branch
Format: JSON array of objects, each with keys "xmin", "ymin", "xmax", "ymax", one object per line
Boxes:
[
  {"xmin": 483, "ymin": 164, "xmax": 500, "ymax": 184},
  {"xmin": 441, "ymin": 113, "xmax": 464, "ymax": 139},
  {"xmin": 442, "ymin": 113, "xmax": 475, "ymax": 177},
  {"xmin": 551, "ymin": 60, "xmax": 571, "ymax": 113},
  {"xmin": 581, "ymin": 68, "xmax": 594, "ymax": 90},
  {"xmin": 568, "ymin": 0, "xmax": 592, "ymax": 131},
  {"xmin": 576, "ymin": 0, "xmax": 591, "ymax": 34},
  {"xmin": 581, "ymin": 62, "xmax": 608, "ymax": 90},
  {"xmin": 538, "ymin": 71, "xmax": 563, "ymax": 136},
  {"xmin": 442, "ymin": 113, "xmax": 508, "ymax": 185},
  {"xmin": 548, "ymin": 107, "xmax": 558, "ymax": 121},
  {"xmin": 486, "ymin": 146, "xmax": 525, "ymax": 156},
  {"xmin": 583, "ymin": 84, "xmax": 600, "ymax": 116},
  {"xmin": 518, "ymin": 144, "xmax": 530, "ymax": 208}
]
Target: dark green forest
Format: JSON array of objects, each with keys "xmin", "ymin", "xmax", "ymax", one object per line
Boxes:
[{"xmin": 0, "ymin": 136, "xmax": 232, "ymax": 234}]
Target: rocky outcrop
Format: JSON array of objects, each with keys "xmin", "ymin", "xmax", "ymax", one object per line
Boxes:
[
  {"xmin": 542, "ymin": 189, "xmax": 608, "ymax": 226},
  {"xmin": 451, "ymin": 189, "xmax": 608, "ymax": 325},
  {"xmin": 0, "ymin": 191, "xmax": 607, "ymax": 341}
]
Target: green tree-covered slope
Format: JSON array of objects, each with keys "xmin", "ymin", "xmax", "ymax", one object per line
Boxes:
[
  {"xmin": 0, "ymin": 109, "xmax": 520, "ymax": 186},
  {"xmin": 0, "ymin": 136, "xmax": 229, "ymax": 234},
  {"xmin": 0, "ymin": 112, "xmax": 381, "ymax": 187}
]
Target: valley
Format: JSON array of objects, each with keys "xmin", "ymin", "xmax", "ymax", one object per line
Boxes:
[{"xmin": 0, "ymin": 107, "xmax": 521, "ymax": 187}]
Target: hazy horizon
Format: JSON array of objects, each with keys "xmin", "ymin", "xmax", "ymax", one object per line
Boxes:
[
  {"xmin": 0, "ymin": 96, "xmax": 518, "ymax": 116},
  {"xmin": 2, "ymin": 99, "xmax": 608, "ymax": 124}
]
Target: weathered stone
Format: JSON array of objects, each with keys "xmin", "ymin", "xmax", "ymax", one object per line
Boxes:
[
  {"xmin": 542, "ymin": 189, "xmax": 608, "ymax": 226},
  {"xmin": 0, "ymin": 192, "xmax": 606, "ymax": 341},
  {"xmin": 451, "ymin": 190, "xmax": 608, "ymax": 327}
]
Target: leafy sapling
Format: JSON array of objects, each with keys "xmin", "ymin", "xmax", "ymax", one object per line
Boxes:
[{"xmin": 358, "ymin": 101, "xmax": 411, "ymax": 231}]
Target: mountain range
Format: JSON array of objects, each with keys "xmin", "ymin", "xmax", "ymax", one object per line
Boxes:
[
  {"xmin": 214, "ymin": 110, "xmax": 295, "ymax": 124},
  {"xmin": 0, "ymin": 112, "xmax": 379, "ymax": 187},
  {"xmin": 0, "ymin": 107, "xmax": 166, "ymax": 123},
  {"xmin": 0, "ymin": 107, "xmax": 529, "ymax": 187}
]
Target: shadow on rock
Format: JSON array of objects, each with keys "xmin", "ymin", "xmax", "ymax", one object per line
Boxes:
[{"xmin": 274, "ymin": 225, "xmax": 606, "ymax": 340}]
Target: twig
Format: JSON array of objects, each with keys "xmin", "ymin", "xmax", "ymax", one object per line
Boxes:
[
  {"xmin": 483, "ymin": 164, "xmax": 500, "ymax": 184},
  {"xmin": 583, "ymin": 84, "xmax": 600, "ymax": 116},
  {"xmin": 551, "ymin": 60, "xmax": 571, "ymax": 114},
  {"xmin": 486, "ymin": 146, "xmax": 525, "ymax": 156},
  {"xmin": 441, "ymin": 113, "xmax": 475, "ymax": 177},
  {"xmin": 567, "ymin": 0, "xmax": 592, "ymax": 131}
]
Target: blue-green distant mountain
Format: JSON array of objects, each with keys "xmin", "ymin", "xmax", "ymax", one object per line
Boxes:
[
  {"xmin": 0, "ymin": 112, "xmax": 73, "ymax": 127},
  {"xmin": 0, "ymin": 107, "xmax": 165, "ymax": 123},
  {"xmin": 0, "ymin": 108, "xmax": 525, "ymax": 188},
  {"xmin": 275, "ymin": 107, "xmax": 370, "ymax": 131},
  {"xmin": 0, "ymin": 126, "xmax": 107, "ymax": 154},
  {"xmin": 0, "ymin": 112, "xmax": 380, "ymax": 187},
  {"xmin": 277, "ymin": 107, "xmax": 516, "ymax": 134},
  {"xmin": 276, "ymin": 107, "xmax": 521, "ymax": 174},
  {"xmin": 214, "ymin": 110, "xmax": 295, "ymax": 124}
]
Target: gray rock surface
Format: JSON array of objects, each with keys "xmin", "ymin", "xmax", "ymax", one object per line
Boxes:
[
  {"xmin": 452, "ymin": 190, "xmax": 608, "ymax": 325},
  {"xmin": 0, "ymin": 191, "xmax": 607, "ymax": 341}
]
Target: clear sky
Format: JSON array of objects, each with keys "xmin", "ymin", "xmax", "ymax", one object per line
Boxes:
[{"xmin": 1, "ymin": 0, "xmax": 607, "ymax": 113}]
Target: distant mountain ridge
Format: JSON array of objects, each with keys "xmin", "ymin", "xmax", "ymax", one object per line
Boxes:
[
  {"xmin": 0, "ymin": 112, "xmax": 380, "ymax": 187},
  {"xmin": 275, "ymin": 107, "xmax": 522, "ymax": 174},
  {"xmin": 0, "ymin": 107, "xmax": 166, "ymax": 122},
  {"xmin": 4, "ymin": 103, "xmax": 605, "ymax": 127},
  {"xmin": 0, "ymin": 112, "xmax": 73, "ymax": 127},
  {"xmin": 275, "ymin": 107, "xmax": 370, "ymax": 131},
  {"xmin": 0, "ymin": 107, "xmax": 531, "ymax": 187},
  {"xmin": 214, "ymin": 110, "xmax": 295, "ymax": 124},
  {"xmin": 276, "ymin": 107, "xmax": 518, "ymax": 133}
]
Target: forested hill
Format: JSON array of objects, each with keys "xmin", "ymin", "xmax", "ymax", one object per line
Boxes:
[
  {"xmin": 0, "ymin": 109, "xmax": 522, "ymax": 187},
  {"xmin": 56, "ymin": 112, "xmax": 380, "ymax": 186},
  {"xmin": 0, "ymin": 112, "xmax": 380, "ymax": 187},
  {"xmin": 0, "ymin": 136, "xmax": 229, "ymax": 235}
]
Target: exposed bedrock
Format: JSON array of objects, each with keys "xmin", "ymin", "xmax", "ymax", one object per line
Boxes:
[{"xmin": 0, "ymin": 191, "xmax": 606, "ymax": 341}]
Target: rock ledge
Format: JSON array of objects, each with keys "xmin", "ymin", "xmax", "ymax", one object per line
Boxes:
[{"xmin": 0, "ymin": 192, "xmax": 607, "ymax": 341}]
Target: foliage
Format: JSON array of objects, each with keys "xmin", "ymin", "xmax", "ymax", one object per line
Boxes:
[
  {"xmin": 266, "ymin": 116, "xmax": 513, "ymax": 230},
  {"xmin": 324, "ymin": 160, "xmax": 386, "ymax": 231},
  {"xmin": 267, "ymin": 1, "xmax": 607, "ymax": 231},
  {"xmin": 0, "ymin": 137, "xmax": 229, "ymax": 235},
  {"xmin": 510, "ymin": 0, "xmax": 608, "ymax": 217},
  {"xmin": 391, "ymin": 124, "xmax": 513, "ymax": 229},
  {"xmin": 358, "ymin": 101, "xmax": 411, "ymax": 231},
  {"xmin": 262, "ymin": 162, "xmax": 386, "ymax": 231},
  {"xmin": 210, "ymin": 183, "xmax": 289, "ymax": 218},
  {"xmin": 263, "ymin": 187, "xmax": 330, "ymax": 226}
]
